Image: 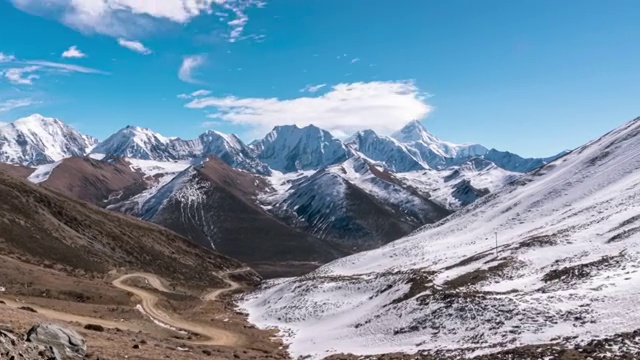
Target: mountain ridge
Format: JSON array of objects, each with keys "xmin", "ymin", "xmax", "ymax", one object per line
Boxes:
[{"xmin": 0, "ymin": 114, "xmax": 558, "ymax": 176}]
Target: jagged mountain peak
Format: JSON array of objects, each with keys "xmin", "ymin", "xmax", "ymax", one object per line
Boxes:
[
  {"xmin": 347, "ymin": 129, "xmax": 426, "ymax": 173},
  {"xmin": 200, "ymin": 129, "xmax": 244, "ymax": 149},
  {"xmin": 0, "ymin": 114, "xmax": 98, "ymax": 166},
  {"xmin": 14, "ymin": 113, "xmax": 57, "ymax": 123},
  {"xmin": 92, "ymin": 125, "xmax": 172, "ymax": 160},
  {"xmin": 254, "ymin": 123, "xmax": 349, "ymax": 173},
  {"xmin": 392, "ymin": 120, "xmax": 488, "ymax": 158},
  {"xmin": 391, "ymin": 120, "xmax": 436, "ymax": 143}
]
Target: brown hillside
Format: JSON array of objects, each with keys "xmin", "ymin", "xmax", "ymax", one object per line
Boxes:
[
  {"xmin": 0, "ymin": 162, "xmax": 34, "ymax": 178},
  {"xmin": 41, "ymin": 157, "xmax": 146, "ymax": 205},
  {"xmin": 150, "ymin": 156, "xmax": 349, "ymax": 278},
  {"xmin": 0, "ymin": 168, "xmax": 255, "ymax": 288}
]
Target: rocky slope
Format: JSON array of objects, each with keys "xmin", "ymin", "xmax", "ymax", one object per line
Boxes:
[
  {"xmin": 0, "ymin": 166, "xmax": 251, "ymax": 286},
  {"xmin": 241, "ymin": 116, "xmax": 640, "ymax": 359},
  {"xmin": 263, "ymin": 156, "xmax": 451, "ymax": 250},
  {"xmin": 39, "ymin": 156, "xmax": 146, "ymax": 205},
  {"xmin": 108, "ymin": 157, "xmax": 347, "ymax": 278}
]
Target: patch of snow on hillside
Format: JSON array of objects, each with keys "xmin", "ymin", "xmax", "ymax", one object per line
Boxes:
[
  {"xmin": 27, "ymin": 161, "xmax": 62, "ymax": 183},
  {"xmin": 258, "ymin": 170, "xmax": 316, "ymax": 209},
  {"xmin": 126, "ymin": 158, "xmax": 191, "ymax": 176}
]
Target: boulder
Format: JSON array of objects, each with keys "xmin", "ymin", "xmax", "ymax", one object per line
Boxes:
[
  {"xmin": 0, "ymin": 325, "xmax": 56, "ymax": 360},
  {"xmin": 26, "ymin": 323, "xmax": 86, "ymax": 360}
]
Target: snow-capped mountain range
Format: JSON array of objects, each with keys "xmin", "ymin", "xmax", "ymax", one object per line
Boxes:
[
  {"xmin": 93, "ymin": 125, "xmax": 271, "ymax": 174},
  {"xmin": 241, "ymin": 116, "xmax": 640, "ymax": 359},
  {"xmin": 0, "ymin": 114, "xmax": 559, "ymax": 177},
  {"xmin": 0, "ymin": 113, "xmax": 561, "ymax": 276}
]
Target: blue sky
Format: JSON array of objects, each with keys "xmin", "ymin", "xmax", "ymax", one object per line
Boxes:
[{"xmin": 1, "ymin": 0, "xmax": 639, "ymax": 157}]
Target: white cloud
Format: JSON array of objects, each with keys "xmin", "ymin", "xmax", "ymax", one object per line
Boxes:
[
  {"xmin": 2, "ymin": 66, "xmax": 40, "ymax": 85},
  {"xmin": 117, "ymin": 39, "xmax": 152, "ymax": 55},
  {"xmin": 351, "ymin": 58, "xmax": 360, "ymax": 64},
  {"xmin": 191, "ymin": 89, "xmax": 211, "ymax": 97},
  {"xmin": 178, "ymin": 55, "xmax": 206, "ymax": 84},
  {"xmin": 0, "ymin": 53, "xmax": 16, "ymax": 62},
  {"xmin": 300, "ymin": 84, "xmax": 326, "ymax": 93},
  {"xmin": 11, "ymin": 0, "xmax": 265, "ymax": 42},
  {"xmin": 0, "ymin": 57, "xmax": 107, "ymax": 85},
  {"xmin": 185, "ymin": 81, "xmax": 431, "ymax": 137},
  {"xmin": 62, "ymin": 45, "xmax": 87, "ymax": 58},
  {"xmin": 0, "ymin": 98, "xmax": 36, "ymax": 112},
  {"xmin": 177, "ymin": 89, "xmax": 211, "ymax": 99},
  {"xmin": 23, "ymin": 60, "xmax": 107, "ymax": 74}
]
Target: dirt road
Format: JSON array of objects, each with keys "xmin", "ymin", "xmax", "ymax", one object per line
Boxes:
[
  {"xmin": 112, "ymin": 271, "xmax": 246, "ymax": 346},
  {"xmin": 0, "ymin": 296, "xmax": 145, "ymax": 332},
  {"xmin": 0, "ymin": 268, "xmax": 252, "ymax": 347}
]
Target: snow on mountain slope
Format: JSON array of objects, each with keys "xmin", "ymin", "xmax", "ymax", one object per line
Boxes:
[
  {"xmin": 261, "ymin": 156, "xmax": 450, "ymax": 250},
  {"xmin": 197, "ymin": 130, "xmax": 271, "ymax": 174},
  {"xmin": 27, "ymin": 161, "xmax": 62, "ymax": 183},
  {"xmin": 391, "ymin": 120, "xmax": 488, "ymax": 168},
  {"xmin": 0, "ymin": 114, "xmax": 98, "ymax": 166},
  {"xmin": 92, "ymin": 126, "xmax": 177, "ymax": 160},
  {"xmin": 346, "ymin": 130, "xmax": 426, "ymax": 172},
  {"xmin": 107, "ymin": 158, "xmax": 192, "ymax": 216},
  {"xmin": 110, "ymin": 157, "xmax": 346, "ymax": 278},
  {"xmin": 253, "ymin": 124, "xmax": 350, "ymax": 173},
  {"xmin": 331, "ymin": 156, "xmax": 450, "ymax": 224},
  {"xmin": 396, "ymin": 158, "xmax": 518, "ymax": 210},
  {"xmin": 241, "ymin": 117, "xmax": 640, "ymax": 359},
  {"xmin": 483, "ymin": 148, "xmax": 566, "ymax": 173},
  {"xmin": 390, "ymin": 120, "xmax": 557, "ymax": 173},
  {"xmin": 92, "ymin": 126, "xmax": 270, "ymax": 174}
]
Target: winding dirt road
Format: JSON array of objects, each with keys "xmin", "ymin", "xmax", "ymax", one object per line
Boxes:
[
  {"xmin": 112, "ymin": 271, "xmax": 247, "ymax": 346},
  {"xmin": 0, "ymin": 268, "xmax": 252, "ymax": 347}
]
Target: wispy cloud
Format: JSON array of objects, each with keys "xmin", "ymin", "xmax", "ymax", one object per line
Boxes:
[
  {"xmin": 178, "ymin": 55, "xmax": 206, "ymax": 84},
  {"xmin": 185, "ymin": 81, "xmax": 431, "ymax": 138},
  {"xmin": 177, "ymin": 89, "xmax": 212, "ymax": 99},
  {"xmin": 351, "ymin": 58, "xmax": 360, "ymax": 64},
  {"xmin": 2, "ymin": 66, "xmax": 40, "ymax": 85},
  {"xmin": 117, "ymin": 39, "xmax": 152, "ymax": 55},
  {"xmin": 11, "ymin": 0, "xmax": 266, "ymax": 42},
  {"xmin": 62, "ymin": 45, "xmax": 86, "ymax": 58},
  {"xmin": 0, "ymin": 54, "xmax": 108, "ymax": 85},
  {"xmin": 0, "ymin": 53, "xmax": 16, "ymax": 62},
  {"xmin": 22, "ymin": 60, "xmax": 107, "ymax": 74},
  {"xmin": 0, "ymin": 98, "xmax": 37, "ymax": 112},
  {"xmin": 300, "ymin": 84, "xmax": 327, "ymax": 93}
]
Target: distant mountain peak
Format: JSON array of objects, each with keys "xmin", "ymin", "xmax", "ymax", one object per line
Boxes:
[
  {"xmin": 254, "ymin": 123, "xmax": 349, "ymax": 173},
  {"xmin": 0, "ymin": 114, "xmax": 98, "ymax": 166},
  {"xmin": 391, "ymin": 119, "xmax": 441, "ymax": 144}
]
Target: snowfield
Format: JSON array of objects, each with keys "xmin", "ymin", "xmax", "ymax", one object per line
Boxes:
[
  {"xmin": 240, "ymin": 117, "xmax": 640, "ymax": 359},
  {"xmin": 27, "ymin": 161, "xmax": 62, "ymax": 183}
]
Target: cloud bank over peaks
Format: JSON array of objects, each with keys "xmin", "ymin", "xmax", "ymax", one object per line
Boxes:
[{"xmin": 185, "ymin": 80, "xmax": 432, "ymax": 138}]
